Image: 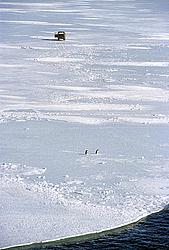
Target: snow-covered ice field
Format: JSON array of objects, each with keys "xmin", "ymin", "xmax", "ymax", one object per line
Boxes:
[{"xmin": 0, "ymin": 0, "xmax": 169, "ymax": 248}]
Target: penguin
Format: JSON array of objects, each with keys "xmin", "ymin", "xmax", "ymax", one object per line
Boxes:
[
  {"xmin": 95, "ymin": 149, "xmax": 99, "ymax": 154},
  {"xmin": 85, "ymin": 149, "xmax": 88, "ymax": 155}
]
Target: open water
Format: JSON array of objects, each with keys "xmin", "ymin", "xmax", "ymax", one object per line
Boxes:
[
  {"xmin": 4, "ymin": 206, "xmax": 169, "ymax": 250},
  {"xmin": 51, "ymin": 207, "xmax": 169, "ymax": 250}
]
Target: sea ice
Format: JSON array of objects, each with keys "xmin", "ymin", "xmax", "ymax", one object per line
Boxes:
[{"xmin": 0, "ymin": 0, "xmax": 169, "ymax": 247}]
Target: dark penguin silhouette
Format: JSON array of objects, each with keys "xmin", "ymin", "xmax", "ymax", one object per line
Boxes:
[
  {"xmin": 95, "ymin": 149, "xmax": 99, "ymax": 154},
  {"xmin": 85, "ymin": 150, "xmax": 88, "ymax": 155}
]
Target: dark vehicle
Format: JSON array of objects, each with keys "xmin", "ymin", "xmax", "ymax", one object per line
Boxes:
[{"xmin": 54, "ymin": 31, "xmax": 66, "ymax": 40}]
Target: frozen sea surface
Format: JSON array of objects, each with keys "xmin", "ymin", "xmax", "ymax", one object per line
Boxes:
[
  {"xmin": 0, "ymin": 0, "xmax": 169, "ymax": 248},
  {"xmin": 0, "ymin": 121, "xmax": 169, "ymax": 248},
  {"xmin": 1, "ymin": 0, "xmax": 169, "ymax": 125}
]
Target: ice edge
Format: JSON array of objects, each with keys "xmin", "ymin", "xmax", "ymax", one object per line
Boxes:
[{"xmin": 1, "ymin": 208, "xmax": 165, "ymax": 250}]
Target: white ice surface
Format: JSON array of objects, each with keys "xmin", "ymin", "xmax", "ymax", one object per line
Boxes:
[
  {"xmin": 99, "ymin": 61, "xmax": 169, "ymax": 67},
  {"xmin": 0, "ymin": 84, "xmax": 169, "ymax": 125},
  {"xmin": 0, "ymin": 0, "xmax": 169, "ymax": 247},
  {"xmin": 0, "ymin": 121, "xmax": 169, "ymax": 248},
  {"xmin": 0, "ymin": 20, "xmax": 73, "ymax": 26}
]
